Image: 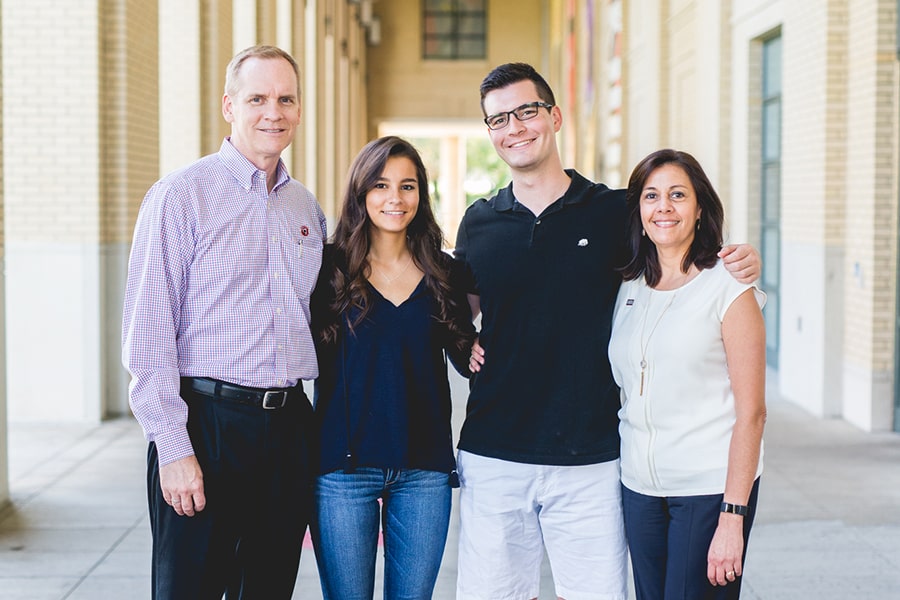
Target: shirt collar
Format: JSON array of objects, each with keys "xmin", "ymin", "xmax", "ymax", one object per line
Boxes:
[
  {"xmin": 493, "ymin": 169, "xmax": 592, "ymax": 212},
  {"xmin": 218, "ymin": 137, "xmax": 290, "ymax": 191}
]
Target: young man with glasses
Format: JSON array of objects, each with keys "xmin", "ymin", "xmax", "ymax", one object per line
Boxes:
[{"xmin": 453, "ymin": 62, "xmax": 760, "ymax": 600}]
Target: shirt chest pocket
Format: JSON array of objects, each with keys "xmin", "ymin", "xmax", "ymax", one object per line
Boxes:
[{"xmin": 282, "ymin": 234, "xmax": 323, "ymax": 300}]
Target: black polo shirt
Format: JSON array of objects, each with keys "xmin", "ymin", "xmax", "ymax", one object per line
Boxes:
[{"xmin": 454, "ymin": 169, "xmax": 627, "ymax": 465}]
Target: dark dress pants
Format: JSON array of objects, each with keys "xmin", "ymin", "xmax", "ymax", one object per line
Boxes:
[
  {"xmin": 623, "ymin": 479, "xmax": 760, "ymax": 600},
  {"xmin": 147, "ymin": 385, "xmax": 313, "ymax": 600}
]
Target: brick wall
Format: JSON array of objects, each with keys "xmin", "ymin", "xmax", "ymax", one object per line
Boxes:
[
  {"xmin": 3, "ymin": 0, "xmax": 101, "ymax": 243},
  {"xmin": 844, "ymin": 0, "xmax": 898, "ymax": 373},
  {"xmin": 102, "ymin": 0, "xmax": 160, "ymax": 245}
]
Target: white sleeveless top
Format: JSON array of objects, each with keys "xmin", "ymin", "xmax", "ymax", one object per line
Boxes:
[{"xmin": 608, "ymin": 260, "xmax": 766, "ymax": 496}]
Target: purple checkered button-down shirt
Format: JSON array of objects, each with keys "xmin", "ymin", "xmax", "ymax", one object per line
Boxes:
[{"xmin": 122, "ymin": 139, "xmax": 326, "ymax": 466}]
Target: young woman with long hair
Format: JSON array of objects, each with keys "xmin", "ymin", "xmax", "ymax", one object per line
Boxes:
[{"xmin": 310, "ymin": 136, "xmax": 475, "ymax": 599}]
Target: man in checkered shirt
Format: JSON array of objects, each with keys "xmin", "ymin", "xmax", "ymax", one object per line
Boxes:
[{"xmin": 122, "ymin": 45, "xmax": 325, "ymax": 599}]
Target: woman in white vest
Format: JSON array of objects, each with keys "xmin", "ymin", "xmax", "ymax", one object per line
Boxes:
[{"xmin": 609, "ymin": 148, "xmax": 766, "ymax": 600}]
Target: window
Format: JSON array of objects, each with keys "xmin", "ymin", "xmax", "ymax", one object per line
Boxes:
[
  {"xmin": 423, "ymin": 0, "xmax": 487, "ymax": 60},
  {"xmin": 760, "ymin": 34, "xmax": 782, "ymax": 368}
]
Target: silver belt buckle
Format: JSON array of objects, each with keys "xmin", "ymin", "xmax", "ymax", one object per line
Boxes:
[{"xmin": 262, "ymin": 390, "xmax": 287, "ymax": 409}]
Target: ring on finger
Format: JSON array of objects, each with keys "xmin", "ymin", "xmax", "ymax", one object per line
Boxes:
[{"xmin": 726, "ymin": 570, "xmax": 735, "ymax": 577}]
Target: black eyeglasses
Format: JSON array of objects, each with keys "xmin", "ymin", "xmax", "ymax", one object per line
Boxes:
[{"xmin": 483, "ymin": 101, "xmax": 554, "ymax": 130}]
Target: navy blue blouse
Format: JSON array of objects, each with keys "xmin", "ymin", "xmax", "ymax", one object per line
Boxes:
[{"xmin": 311, "ymin": 249, "xmax": 474, "ymax": 476}]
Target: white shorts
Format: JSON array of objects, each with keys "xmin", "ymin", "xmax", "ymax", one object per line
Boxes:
[{"xmin": 455, "ymin": 450, "xmax": 627, "ymax": 600}]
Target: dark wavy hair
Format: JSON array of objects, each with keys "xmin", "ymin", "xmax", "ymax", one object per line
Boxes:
[
  {"xmin": 620, "ymin": 149, "xmax": 724, "ymax": 286},
  {"xmin": 479, "ymin": 62, "xmax": 556, "ymax": 115},
  {"xmin": 321, "ymin": 136, "xmax": 471, "ymax": 354}
]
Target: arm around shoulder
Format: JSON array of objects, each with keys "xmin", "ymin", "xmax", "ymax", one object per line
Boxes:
[
  {"xmin": 443, "ymin": 257, "xmax": 478, "ymax": 377},
  {"xmin": 719, "ymin": 244, "xmax": 761, "ymax": 284}
]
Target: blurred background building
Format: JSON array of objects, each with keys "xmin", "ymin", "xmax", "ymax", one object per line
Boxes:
[{"xmin": 0, "ymin": 0, "xmax": 897, "ymax": 508}]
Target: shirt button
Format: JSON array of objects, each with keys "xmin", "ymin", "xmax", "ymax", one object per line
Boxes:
[
  {"xmin": 275, "ymin": 307, "xmax": 282, "ymax": 315},
  {"xmin": 278, "ymin": 344, "xmax": 284, "ymax": 350},
  {"xmin": 271, "ymin": 235, "xmax": 278, "ymax": 242},
  {"xmin": 273, "ymin": 272, "xmax": 279, "ymax": 280}
]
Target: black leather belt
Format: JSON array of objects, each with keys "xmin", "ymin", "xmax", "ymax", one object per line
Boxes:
[{"xmin": 184, "ymin": 377, "xmax": 293, "ymax": 410}]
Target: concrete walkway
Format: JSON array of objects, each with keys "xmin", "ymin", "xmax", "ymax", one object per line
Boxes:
[{"xmin": 1, "ymin": 377, "xmax": 899, "ymax": 599}]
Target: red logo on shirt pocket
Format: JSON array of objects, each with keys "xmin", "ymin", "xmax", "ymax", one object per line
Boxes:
[{"xmin": 300, "ymin": 225, "xmax": 309, "ymax": 236}]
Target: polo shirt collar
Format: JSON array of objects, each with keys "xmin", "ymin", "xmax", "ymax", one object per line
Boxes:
[
  {"xmin": 218, "ymin": 137, "xmax": 290, "ymax": 191},
  {"xmin": 493, "ymin": 169, "xmax": 592, "ymax": 212}
]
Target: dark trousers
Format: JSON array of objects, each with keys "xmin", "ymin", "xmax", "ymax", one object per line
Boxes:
[
  {"xmin": 148, "ymin": 381, "xmax": 314, "ymax": 600},
  {"xmin": 622, "ymin": 479, "xmax": 761, "ymax": 600}
]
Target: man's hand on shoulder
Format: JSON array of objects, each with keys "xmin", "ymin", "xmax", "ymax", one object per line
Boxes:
[
  {"xmin": 719, "ymin": 244, "xmax": 761, "ymax": 284},
  {"xmin": 160, "ymin": 455, "xmax": 206, "ymax": 517}
]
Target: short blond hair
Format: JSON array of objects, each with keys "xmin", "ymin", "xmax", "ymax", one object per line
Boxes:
[{"xmin": 224, "ymin": 45, "xmax": 301, "ymax": 97}]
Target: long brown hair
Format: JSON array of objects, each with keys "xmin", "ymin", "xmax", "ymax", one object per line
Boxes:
[
  {"xmin": 321, "ymin": 136, "xmax": 471, "ymax": 354},
  {"xmin": 620, "ymin": 148, "xmax": 724, "ymax": 286}
]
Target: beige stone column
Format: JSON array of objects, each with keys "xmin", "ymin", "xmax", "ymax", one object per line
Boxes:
[
  {"xmin": 1, "ymin": 1, "xmax": 126, "ymax": 421},
  {"xmin": 346, "ymin": 2, "xmax": 368, "ymax": 168},
  {"xmin": 301, "ymin": 0, "xmax": 319, "ymax": 196},
  {"xmin": 0, "ymin": 4, "xmax": 8, "ymax": 510},
  {"xmin": 201, "ymin": 0, "xmax": 233, "ymax": 155},
  {"xmin": 316, "ymin": 0, "xmax": 338, "ymax": 219},
  {"xmin": 439, "ymin": 136, "xmax": 464, "ymax": 247},
  {"xmin": 1, "ymin": 0, "xmax": 159, "ymax": 422},
  {"xmin": 282, "ymin": 0, "xmax": 308, "ymax": 185},
  {"xmin": 160, "ymin": 0, "xmax": 202, "ymax": 175},
  {"xmin": 304, "ymin": 0, "xmax": 371, "ymax": 225},
  {"xmin": 102, "ymin": 0, "xmax": 161, "ymax": 416},
  {"xmin": 840, "ymin": 0, "xmax": 899, "ymax": 430},
  {"xmin": 621, "ymin": 0, "xmax": 668, "ymax": 167}
]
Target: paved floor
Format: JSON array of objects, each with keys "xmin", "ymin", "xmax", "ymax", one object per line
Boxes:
[{"xmin": 1, "ymin": 374, "xmax": 899, "ymax": 599}]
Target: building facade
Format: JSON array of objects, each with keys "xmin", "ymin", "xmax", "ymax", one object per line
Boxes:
[{"xmin": 1, "ymin": 0, "xmax": 898, "ymax": 508}]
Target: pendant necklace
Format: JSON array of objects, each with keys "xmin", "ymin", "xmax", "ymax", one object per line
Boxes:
[
  {"xmin": 638, "ymin": 269, "xmax": 691, "ymax": 395},
  {"xmin": 370, "ymin": 254, "xmax": 413, "ymax": 284}
]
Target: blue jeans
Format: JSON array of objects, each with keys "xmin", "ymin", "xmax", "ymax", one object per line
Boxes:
[{"xmin": 312, "ymin": 468, "xmax": 452, "ymax": 600}]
